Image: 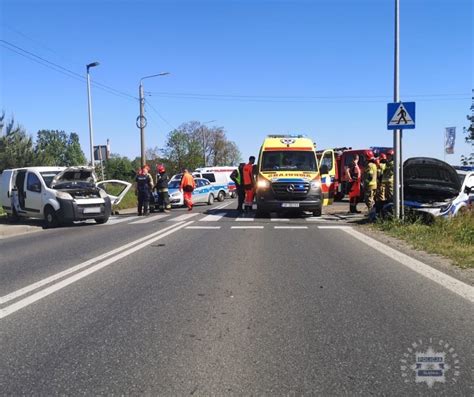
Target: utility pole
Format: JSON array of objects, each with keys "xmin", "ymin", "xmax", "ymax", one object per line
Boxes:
[
  {"xmin": 137, "ymin": 73, "xmax": 170, "ymax": 167},
  {"xmin": 86, "ymin": 61, "xmax": 100, "ymax": 166},
  {"xmin": 393, "ymin": 0, "xmax": 401, "ymax": 219}
]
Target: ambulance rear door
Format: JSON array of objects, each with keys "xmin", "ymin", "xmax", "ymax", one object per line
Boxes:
[{"xmin": 319, "ymin": 149, "xmax": 336, "ymax": 206}]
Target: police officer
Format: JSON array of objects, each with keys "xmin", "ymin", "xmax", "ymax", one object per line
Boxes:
[
  {"xmin": 135, "ymin": 165, "xmax": 153, "ymax": 216},
  {"xmin": 155, "ymin": 164, "xmax": 171, "ymax": 212},
  {"xmin": 230, "ymin": 163, "xmax": 246, "ymax": 212},
  {"xmin": 364, "ymin": 156, "xmax": 378, "ymax": 214}
]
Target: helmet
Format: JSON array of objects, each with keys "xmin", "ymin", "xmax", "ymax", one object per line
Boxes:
[
  {"xmin": 379, "ymin": 153, "xmax": 387, "ymax": 160},
  {"xmin": 368, "ymin": 156, "xmax": 376, "ymax": 162},
  {"xmin": 387, "ymin": 149, "xmax": 394, "ymax": 156},
  {"xmin": 157, "ymin": 164, "xmax": 165, "ymax": 173}
]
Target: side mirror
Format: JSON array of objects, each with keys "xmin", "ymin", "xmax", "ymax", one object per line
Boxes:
[{"xmin": 320, "ymin": 165, "xmax": 329, "ymax": 175}]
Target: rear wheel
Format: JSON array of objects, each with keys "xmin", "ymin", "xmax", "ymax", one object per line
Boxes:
[
  {"xmin": 207, "ymin": 194, "xmax": 214, "ymax": 205},
  {"xmin": 217, "ymin": 191, "xmax": 225, "ymax": 202},
  {"xmin": 44, "ymin": 206, "xmax": 59, "ymax": 228}
]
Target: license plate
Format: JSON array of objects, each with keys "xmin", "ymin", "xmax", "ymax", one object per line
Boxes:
[
  {"xmin": 282, "ymin": 203, "xmax": 300, "ymax": 208},
  {"xmin": 83, "ymin": 207, "xmax": 101, "ymax": 214}
]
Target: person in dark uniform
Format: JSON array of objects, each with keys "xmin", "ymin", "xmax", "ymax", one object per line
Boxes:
[
  {"xmin": 155, "ymin": 164, "xmax": 171, "ymax": 212},
  {"xmin": 230, "ymin": 163, "xmax": 246, "ymax": 212},
  {"xmin": 135, "ymin": 165, "xmax": 153, "ymax": 216}
]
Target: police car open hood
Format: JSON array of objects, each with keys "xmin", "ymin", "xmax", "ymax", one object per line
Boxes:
[
  {"xmin": 403, "ymin": 157, "xmax": 460, "ymax": 202},
  {"xmin": 51, "ymin": 166, "xmax": 96, "ymax": 188}
]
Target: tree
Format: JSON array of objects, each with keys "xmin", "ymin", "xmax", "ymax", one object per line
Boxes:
[
  {"xmin": 104, "ymin": 154, "xmax": 136, "ymax": 181},
  {"xmin": 0, "ymin": 113, "xmax": 35, "ymax": 171},
  {"xmin": 163, "ymin": 126, "xmax": 203, "ymax": 174},
  {"xmin": 461, "ymin": 92, "xmax": 474, "ymax": 166},
  {"xmin": 35, "ymin": 129, "xmax": 87, "ymax": 166}
]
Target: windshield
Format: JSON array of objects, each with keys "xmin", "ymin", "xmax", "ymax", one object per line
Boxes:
[
  {"xmin": 40, "ymin": 171, "xmax": 61, "ymax": 188},
  {"xmin": 261, "ymin": 151, "xmax": 317, "ymax": 172},
  {"xmin": 168, "ymin": 181, "xmax": 180, "ymax": 189}
]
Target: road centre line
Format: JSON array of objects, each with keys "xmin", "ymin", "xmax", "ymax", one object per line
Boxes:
[
  {"xmin": 186, "ymin": 226, "xmax": 221, "ymax": 229},
  {"xmin": 231, "ymin": 226, "xmax": 264, "ymax": 229},
  {"xmin": 341, "ymin": 227, "xmax": 474, "ymax": 304},
  {"xmin": 274, "ymin": 226, "xmax": 308, "ymax": 229},
  {"xmin": 0, "ymin": 222, "xmax": 186, "ymax": 306},
  {"xmin": 0, "ymin": 221, "xmax": 193, "ymax": 319},
  {"xmin": 129, "ymin": 214, "xmax": 170, "ymax": 224}
]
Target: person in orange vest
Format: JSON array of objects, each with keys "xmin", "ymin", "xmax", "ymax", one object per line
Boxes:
[
  {"xmin": 346, "ymin": 154, "xmax": 361, "ymax": 213},
  {"xmin": 243, "ymin": 156, "xmax": 256, "ymax": 212},
  {"xmin": 179, "ymin": 168, "xmax": 196, "ymax": 211}
]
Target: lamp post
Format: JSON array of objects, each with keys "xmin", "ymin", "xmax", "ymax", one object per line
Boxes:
[
  {"xmin": 138, "ymin": 72, "xmax": 170, "ymax": 166},
  {"xmin": 86, "ymin": 61, "xmax": 100, "ymax": 166}
]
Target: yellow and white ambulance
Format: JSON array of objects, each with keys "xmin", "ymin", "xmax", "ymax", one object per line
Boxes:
[{"xmin": 255, "ymin": 135, "xmax": 327, "ymax": 217}]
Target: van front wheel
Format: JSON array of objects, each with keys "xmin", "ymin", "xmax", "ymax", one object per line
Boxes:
[{"xmin": 44, "ymin": 206, "xmax": 59, "ymax": 228}]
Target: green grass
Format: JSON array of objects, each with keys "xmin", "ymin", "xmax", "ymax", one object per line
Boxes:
[
  {"xmin": 373, "ymin": 212, "xmax": 474, "ymax": 269},
  {"xmin": 112, "ymin": 188, "xmax": 137, "ymax": 211}
]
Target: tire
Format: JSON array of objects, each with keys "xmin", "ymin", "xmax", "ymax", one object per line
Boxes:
[
  {"xmin": 230, "ymin": 192, "xmax": 237, "ymax": 199},
  {"xmin": 44, "ymin": 206, "xmax": 59, "ymax": 228},
  {"xmin": 217, "ymin": 190, "xmax": 225, "ymax": 202},
  {"xmin": 312, "ymin": 207, "xmax": 322, "ymax": 217},
  {"xmin": 207, "ymin": 194, "xmax": 214, "ymax": 205},
  {"xmin": 95, "ymin": 217, "xmax": 109, "ymax": 224}
]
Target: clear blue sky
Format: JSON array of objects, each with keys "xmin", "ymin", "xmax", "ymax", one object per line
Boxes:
[{"xmin": 1, "ymin": 0, "xmax": 472, "ymax": 165}]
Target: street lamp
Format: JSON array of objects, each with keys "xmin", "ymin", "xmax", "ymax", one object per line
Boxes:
[
  {"xmin": 138, "ymin": 72, "xmax": 170, "ymax": 166},
  {"xmin": 86, "ymin": 61, "xmax": 100, "ymax": 166}
]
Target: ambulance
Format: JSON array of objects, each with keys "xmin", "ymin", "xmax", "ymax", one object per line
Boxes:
[{"xmin": 255, "ymin": 135, "xmax": 336, "ymax": 217}]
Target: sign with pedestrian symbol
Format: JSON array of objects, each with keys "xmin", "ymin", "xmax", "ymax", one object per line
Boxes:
[{"xmin": 387, "ymin": 102, "xmax": 416, "ymax": 130}]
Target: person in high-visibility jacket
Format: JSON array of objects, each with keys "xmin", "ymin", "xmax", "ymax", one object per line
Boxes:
[
  {"xmin": 179, "ymin": 169, "xmax": 196, "ymax": 211},
  {"xmin": 376, "ymin": 153, "xmax": 387, "ymax": 209},
  {"xmin": 382, "ymin": 150, "xmax": 395, "ymax": 203},
  {"xmin": 243, "ymin": 156, "xmax": 256, "ymax": 212},
  {"xmin": 364, "ymin": 156, "xmax": 378, "ymax": 212},
  {"xmin": 230, "ymin": 163, "xmax": 246, "ymax": 212},
  {"xmin": 346, "ymin": 154, "xmax": 361, "ymax": 213}
]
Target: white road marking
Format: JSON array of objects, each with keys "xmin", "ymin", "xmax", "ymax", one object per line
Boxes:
[
  {"xmin": 271, "ymin": 218, "xmax": 290, "ymax": 222},
  {"xmin": 105, "ymin": 216, "xmax": 139, "ymax": 225},
  {"xmin": 170, "ymin": 213, "xmax": 200, "ymax": 221},
  {"xmin": 0, "ymin": 221, "xmax": 193, "ymax": 319},
  {"xmin": 129, "ymin": 214, "xmax": 170, "ymax": 224},
  {"xmin": 317, "ymin": 225, "xmax": 352, "ymax": 229},
  {"xmin": 342, "ymin": 227, "xmax": 474, "ymax": 304},
  {"xmin": 234, "ymin": 217, "xmax": 255, "ymax": 221},
  {"xmin": 213, "ymin": 202, "xmax": 233, "ymax": 210},
  {"xmin": 231, "ymin": 226, "xmax": 264, "ymax": 229},
  {"xmin": 306, "ymin": 217, "xmax": 328, "ymax": 222},
  {"xmin": 186, "ymin": 226, "xmax": 221, "ymax": 230},
  {"xmin": 0, "ymin": 222, "xmax": 186, "ymax": 306},
  {"xmin": 274, "ymin": 226, "xmax": 308, "ymax": 229},
  {"xmin": 200, "ymin": 214, "xmax": 224, "ymax": 222}
]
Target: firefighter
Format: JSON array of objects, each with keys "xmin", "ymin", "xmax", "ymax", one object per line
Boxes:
[
  {"xmin": 155, "ymin": 164, "xmax": 171, "ymax": 212},
  {"xmin": 382, "ymin": 150, "xmax": 395, "ymax": 204},
  {"xmin": 243, "ymin": 156, "xmax": 256, "ymax": 212},
  {"xmin": 230, "ymin": 163, "xmax": 246, "ymax": 212},
  {"xmin": 375, "ymin": 153, "xmax": 387, "ymax": 214},
  {"xmin": 346, "ymin": 154, "xmax": 361, "ymax": 213},
  {"xmin": 135, "ymin": 165, "xmax": 154, "ymax": 216},
  {"xmin": 364, "ymin": 156, "xmax": 378, "ymax": 214},
  {"xmin": 180, "ymin": 168, "xmax": 196, "ymax": 211}
]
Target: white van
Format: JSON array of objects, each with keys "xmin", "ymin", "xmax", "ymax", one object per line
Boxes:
[
  {"xmin": 194, "ymin": 167, "xmax": 237, "ymax": 200},
  {"xmin": 0, "ymin": 166, "xmax": 131, "ymax": 227}
]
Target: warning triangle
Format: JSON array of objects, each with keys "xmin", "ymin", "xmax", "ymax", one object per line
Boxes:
[{"xmin": 388, "ymin": 103, "xmax": 415, "ymax": 126}]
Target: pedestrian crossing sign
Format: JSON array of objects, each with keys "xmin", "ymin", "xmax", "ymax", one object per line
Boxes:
[{"xmin": 387, "ymin": 102, "xmax": 416, "ymax": 130}]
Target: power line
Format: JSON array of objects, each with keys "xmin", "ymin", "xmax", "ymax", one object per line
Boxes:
[
  {"xmin": 145, "ymin": 99, "xmax": 177, "ymax": 130},
  {"xmin": 1, "ymin": 39, "xmax": 137, "ymax": 101}
]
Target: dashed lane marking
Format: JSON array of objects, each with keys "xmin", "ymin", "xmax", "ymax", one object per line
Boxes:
[
  {"xmin": 274, "ymin": 226, "xmax": 308, "ymax": 229},
  {"xmin": 231, "ymin": 226, "xmax": 264, "ymax": 229},
  {"xmin": 200, "ymin": 214, "xmax": 224, "ymax": 222},
  {"xmin": 185, "ymin": 226, "xmax": 221, "ymax": 230},
  {"xmin": 271, "ymin": 218, "xmax": 290, "ymax": 222},
  {"xmin": 234, "ymin": 217, "xmax": 255, "ymax": 222},
  {"xmin": 170, "ymin": 213, "xmax": 200, "ymax": 222}
]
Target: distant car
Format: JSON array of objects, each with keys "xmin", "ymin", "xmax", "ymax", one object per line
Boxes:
[
  {"xmin": 383, "ymin": 157, "xmax": 468, "ymax": 218},
  {"xmin": 168, "ymin": 178, "xmax": 216, "ymax": 207}
]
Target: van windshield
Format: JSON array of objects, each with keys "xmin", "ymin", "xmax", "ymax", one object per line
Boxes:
[
  {"xmin": 40, "ymin": 171, "xmax": 61, "ymax": 188},
  {"xmin": 261, "ymin": 151, "xmax": 317, "ymax": 172}
]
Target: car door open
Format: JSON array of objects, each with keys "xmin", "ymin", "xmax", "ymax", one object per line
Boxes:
[{"xmin": 96, "ymin": 180, "xmax": 132, "ymax": 206}]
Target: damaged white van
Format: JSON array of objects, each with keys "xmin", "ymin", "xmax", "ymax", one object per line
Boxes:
[{"xmin": 0, "ymin": 166, "xmax": 131, "ymax": 227}]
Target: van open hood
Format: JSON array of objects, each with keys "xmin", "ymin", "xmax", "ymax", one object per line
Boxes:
[
  {"xmin": 51, "ymin": 166, "xmax": 96, "ymax": 188},
  {"xmin": 403, "ymin": 158, "xmax": 460, "ymax": 202}
]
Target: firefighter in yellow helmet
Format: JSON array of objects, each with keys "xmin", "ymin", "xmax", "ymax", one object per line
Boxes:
[{"xmin": 364, "ymin": 156, "xmax": 378, "ymax": 214}]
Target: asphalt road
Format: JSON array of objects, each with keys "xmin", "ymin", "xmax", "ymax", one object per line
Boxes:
[{"xmin": 1, "ymin": 199, "xmax": 472, "ymax": 395}]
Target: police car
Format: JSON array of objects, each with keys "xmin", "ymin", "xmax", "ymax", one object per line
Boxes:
[
  {"xmin": 170, "ymin": 169, "xmax": 231, "ymax": 202},
  {"xmin": 168, "ymin": 178, "xmax": 217, "ymax": 207}
]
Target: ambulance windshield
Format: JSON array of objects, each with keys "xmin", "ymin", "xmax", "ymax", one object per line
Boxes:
[{"xmin": 261, "ymin": 151, "xmax": 317, "ymax": 172}]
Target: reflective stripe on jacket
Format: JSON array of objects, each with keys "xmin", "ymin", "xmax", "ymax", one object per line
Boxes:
[{"xmin": 365, "ymin": 162, "xmax": 378, "ymax": 190}]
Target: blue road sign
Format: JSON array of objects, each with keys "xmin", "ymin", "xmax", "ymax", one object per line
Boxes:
[{"xmin": 387, "ymin": 102, "xmax": 416, "ymax": 130}]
